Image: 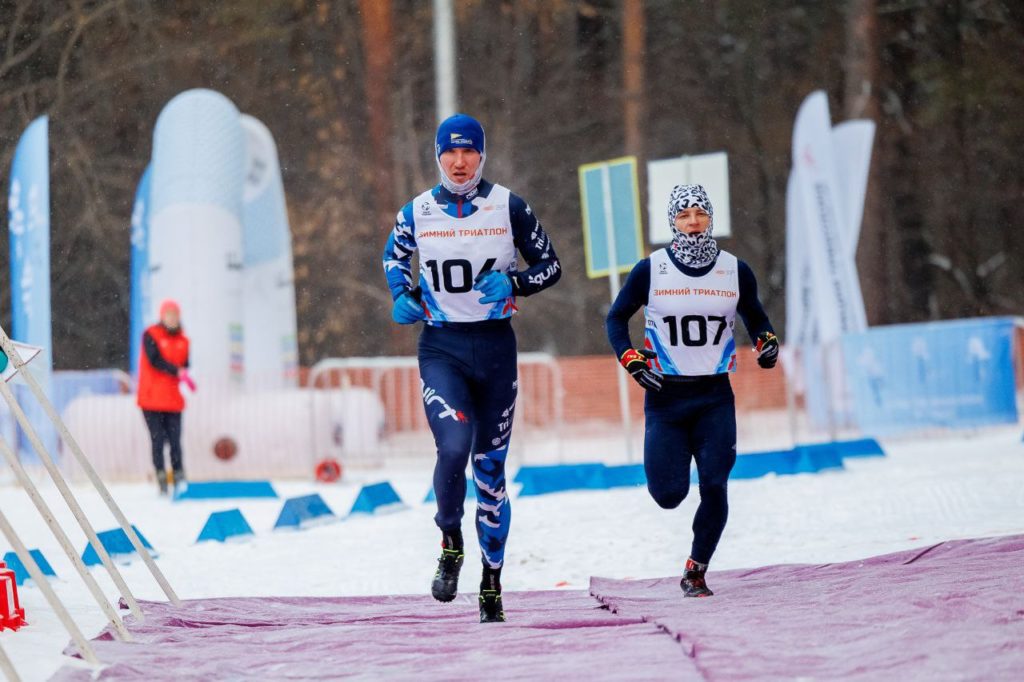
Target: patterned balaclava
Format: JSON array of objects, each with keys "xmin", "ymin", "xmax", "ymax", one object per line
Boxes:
[{"xmin": 667, "ymin": 184, "xmax": 718, "ymax": 268}]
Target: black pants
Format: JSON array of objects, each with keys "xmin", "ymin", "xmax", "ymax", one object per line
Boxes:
[
  {"xmin": 643, "ymin": 374, "xmax": 737, "ymax": 564},
  {"xmin": 142, "ymin": 410, "xmax": 183, "ymax": 474},
  {"xmin": 419, "ymin": 320, "xmax": 518, "ymax": 569}
]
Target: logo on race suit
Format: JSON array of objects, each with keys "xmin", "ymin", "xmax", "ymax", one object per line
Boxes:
[
  {"xmin": 421, "ymin": 381, "xmax": 468, "ymax": 423},
  {"xmin": 420, "ymin": 201, "xmax": 431, "ymax": 216},
  {"xmin": 528, "ymin": 260, "xmax": 560, "ymax": 287},
  {"xmin": 658, "ymin": 262, "xmax": 669, "ymax": 275},
  {"xmin": 492, "ymin": 395, "xmax": 518, "ymax": 446}
]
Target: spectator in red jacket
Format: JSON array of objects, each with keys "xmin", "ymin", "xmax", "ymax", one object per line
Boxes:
[{"xmin": 137, "ymin": 299, "xmax": 193, "ymax": 495}]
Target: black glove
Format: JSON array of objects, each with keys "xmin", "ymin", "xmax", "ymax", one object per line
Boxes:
[
  {"xmin": 755, "ymin": 331, "xmax": 779, "ymax": 369},
  {"xmin": 620, "ymin": 348, "xmax": 663, "ymax": 392}
]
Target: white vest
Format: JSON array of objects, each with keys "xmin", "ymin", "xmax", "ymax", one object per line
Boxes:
[
  {"xmin": 644, "ymin": 248, "xmax": 739, "ymax": 376},
  {"xmin": 414, "ymin": 184, "xmax": 518, "ymax": 322}
]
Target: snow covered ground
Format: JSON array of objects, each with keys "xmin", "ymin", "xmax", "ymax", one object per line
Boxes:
[{"xmin": 2, "ymin": 426, "xmax": 1024, "ymax": 680}]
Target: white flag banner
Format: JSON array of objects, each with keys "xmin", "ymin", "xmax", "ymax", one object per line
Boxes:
[
  {"xmin": 3, "ymin": 342, "xmax": 43, "ymax": 383},
  {"xmin": 785, "ymin": 171, "xmax": 817, "ymax": 350},
  {"xmin": 240, "ymin": 115, "xmax": 299, "ymax": 390},
  {"xmin": 831, "ymin": 120, "xmax": 876, "ymax": 254},
  {"xmin": 791, "ymin": 91, "xmax": 868, "ymax": 344}
]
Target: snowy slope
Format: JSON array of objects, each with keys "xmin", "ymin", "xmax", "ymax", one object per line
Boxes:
[{"xmin": 2, "ymin": 427, "xmax": 1023, "ymax": 680}]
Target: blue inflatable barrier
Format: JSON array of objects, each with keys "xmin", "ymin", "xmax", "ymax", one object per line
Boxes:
[
  {"xmin": 175, "ymin": 480, "xmax": 278, "ymax": 501},
  {"xmin": 197, "ymin": 509, "xmax": 255, "ymax": 543},
  {"xmin": 82, "ymin": 525, "xmax": 154, "ymax": 566},
  {"xmin": 792, "ymin": 443, "xmax": 845, "ymax": 474},
  {"xmin": 518, "ymin": 442, "xmax": 860, "ymax": 496},
  {"xmin": 274, "ymin": 494, "xmax": 336, "ymax": 530},
  {"xmin": 729, "ymin": 449, "xmax": 792, "ymax": 479},
  {"xmin": 515, "ymin": 463, "xmax": 608, "ymax": 496},
  {"xmin": 601, "ymin": 464, "xmax": 647, "ymax": 488},
  {"xmin": 350, "ymin": 482, "xmax": 404, "ymax": 515},
  {"xmin": 3, "ymin": 549, "xmax": 56, "ymax": 585},
  {"xmin": 728, "ymin": 445, "xmax": 845, "ymax": 480},
  {"xmin": 423, "ymin": 484, "xmax": 476, "ymax": 504},
  {"xmin": 832, "ymin": 438, "xmax": 885, "ymax": 459}
]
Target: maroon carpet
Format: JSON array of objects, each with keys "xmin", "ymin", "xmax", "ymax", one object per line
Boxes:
[{"xmin": 53, "ymin": 535, "xmax": 1024, "ymax": 680}]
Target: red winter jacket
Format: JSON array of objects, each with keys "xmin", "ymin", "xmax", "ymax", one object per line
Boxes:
[{"xmin": 137, "ymin": 324, "xmax": 190, "ymax": 412}]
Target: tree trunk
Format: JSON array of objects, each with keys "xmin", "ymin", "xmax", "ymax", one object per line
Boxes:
[
  {"xmin": 359, "ymin": 0, "xmax": 396, "ymax": 216},
  {"xmin": 844, "ymin": 0, "xmax": 888, "ymax": 324},
  {"xmin": 622, "ymin": 0, "xmax": 644, "ymax": 158}
]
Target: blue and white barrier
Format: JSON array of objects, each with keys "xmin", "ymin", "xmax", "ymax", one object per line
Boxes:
[
  {"xmin": 197, "ymin": 509, "xmax": 255, "ymax": 543},
  {"xmin": 175, "ymin": 480, "xmax": 278, "ymax": 501},
  {"xmin": 842, "ymin": 317, "xmax": 1019, "ymax": 434},
  {"xmin": 350, "ymin": 482, "xmax": 404, "ymax": 515},
  {"xmin": 515, "ymin": 464, "xmax": 609, "ymax": 497},
  {"xmin": 423, "ymin": 483, "xmax": 477, "ymax": 504},
  {"xmin": 82, "ymin": 525, "xmax": 155, "ymax": 566},
  {"xmin": 274, "ymin": 494, "xmax": 336, "ymax": 530},
  {"xmin": 3, "ymin": 549, "xmax": 56, "ymax": 585},
  {"xmin": 516, "ymin": 438, "xmax": 885, "ymax": 497}
]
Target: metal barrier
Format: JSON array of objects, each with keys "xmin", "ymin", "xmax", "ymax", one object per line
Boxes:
[{"xmin": 307, "ymin": 353, "xmax": 565, "ymax": 467}]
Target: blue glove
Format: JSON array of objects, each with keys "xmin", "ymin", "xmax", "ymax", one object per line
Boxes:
[
  {"xmin": 473, "ymin": 270, "xmax": 513, "ymax": 304},
  {"xmin": 392, "ymin": 290, "xmax": 425, "ymax": 324}
]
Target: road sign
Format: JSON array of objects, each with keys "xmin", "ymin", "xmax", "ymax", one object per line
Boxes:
[{"xmin": 578, "ymin": 156, "xmax": 644, "ymax": 279}]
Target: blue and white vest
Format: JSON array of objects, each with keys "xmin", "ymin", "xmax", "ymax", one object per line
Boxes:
[
  {"xmin": 644, "ymin": 248, "xmax": 739, "ymax": 375},
  {"xmin": 414, "ymin": 184, "xmax": 518, "ymax": 322}
]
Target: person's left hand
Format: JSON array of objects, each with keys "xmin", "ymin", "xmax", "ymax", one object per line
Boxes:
[
  {"xmin": 474, "ymin": 270, "xmax": 513, "ymax": 304},
  {"xmin": 179, "ymin": 369, "xmax": 197, "ymax": 392},
  {"xmin": 755, "ymin": 331, "xmax": 779, "ymax": 369}
]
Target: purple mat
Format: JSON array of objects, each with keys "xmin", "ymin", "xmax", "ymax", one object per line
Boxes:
[
  {"xmin": 52, "ymin": 589, "xmax": 694, "ymax": 680},
  {"xmin": 52, "ymin": 535, "xmax": 1024, "ymax": 680},
  {"xmin": 591, "ymin": 534, "xmax": 1024, "ymax": 681}
]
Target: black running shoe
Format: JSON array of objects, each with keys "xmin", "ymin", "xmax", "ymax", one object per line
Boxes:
[
  {"xmin": 157, "ymin": 470, "xmax": 168, "ymax": 496},
  {"xmin": 431, "ymin": 547, "xmax": 464, "ymax": 602},
  {"xmin": 479, "ymin": 590, "xmax": 505, "ymax": 623},
  {"xmin": 680, "ymin": 558, "xmax": 714, "ymax": 598}
]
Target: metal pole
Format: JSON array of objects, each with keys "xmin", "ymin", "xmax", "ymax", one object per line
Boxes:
[
  {"xmin": 0, "ymin": 327, "xmax": 181, "ymax": 606},
  {"xmin": 0, "ymin": 506, "xmax": 99, "ymax": 666},
  {"xmin": 0, "ymin": 433, "xmax": 131, "ymax": 641},
  {"xmin": 0, "ymin": 377, "xmax": 143, "ymax": 621},
  {"xmin": 784, "ymin": 346, "xmax": 801, "ymax": 447},
  {"xmin": 433, "ymin": 0, "xmax": 457, "ymax": 122},
  {"xmin": 601, "ymin": 165, "xmax": 634, "ymax": 462},
  {"xmin": 0, "ymin": 642, "xmax": 21, "ymax": 682},
  {"xmin": 819, "ymin": 343, "xmax": 839, "ymax": 443}
]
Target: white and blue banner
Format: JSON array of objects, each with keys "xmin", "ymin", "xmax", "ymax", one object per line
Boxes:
[
  {"xmin": 150, "ymin": 89, "xmax": 246, "ymax": 388},
  {"xmin": 843, "ymin": 317, "xmax": 1019, "ymax": 434},
  {"xmin": 790, "ymin": 91, "xmax": 867, "ymax": 342},
  {"xmin": 7, "ymin": 115, "xmax": 58, "ymax": 461},
  {"xmin": 129, "ymin": 164, "xmax": 152, "ymax": 378},
  {"xmin": 785, "ymin": 92, "xmax": 876, "ymax": 430}
]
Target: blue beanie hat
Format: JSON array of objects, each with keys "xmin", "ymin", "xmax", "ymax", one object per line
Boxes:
[{"xmin": 435, "ymin": 113, "xmax": 485, "ymax": 157}]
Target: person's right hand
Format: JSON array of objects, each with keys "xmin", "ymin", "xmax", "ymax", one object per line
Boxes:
[
  {"xmin": 392, "ymin": 290, "xmax": 426, "ymax": 324},
  {"xmin": 620, "ymin": 348, "xmax": 663, "ymax": 392}
]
